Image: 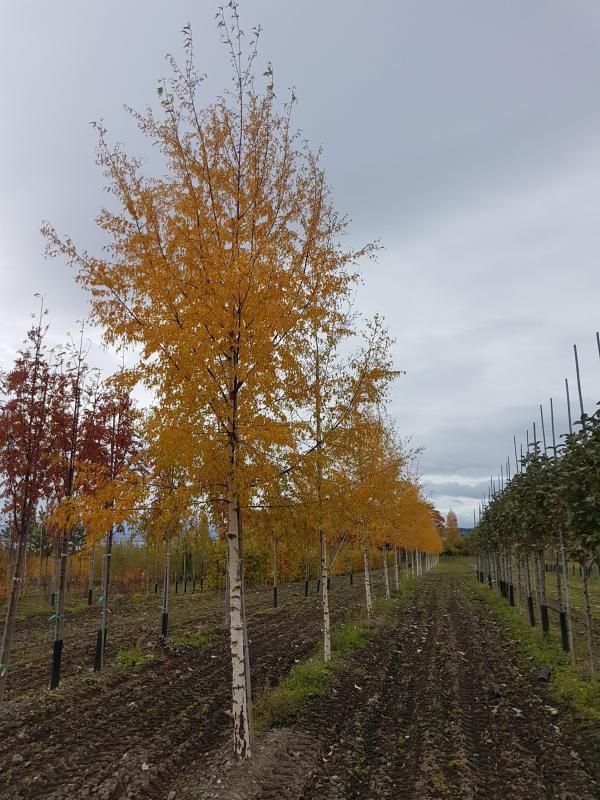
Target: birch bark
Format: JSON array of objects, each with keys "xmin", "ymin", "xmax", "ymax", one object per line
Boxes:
[{"xmin": 363, "ymin": 539, "xmax": 373, "ymax": 618}]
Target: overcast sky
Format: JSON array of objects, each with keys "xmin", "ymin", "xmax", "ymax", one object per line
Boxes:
[{"xmin": 2, "ymin": 1, "xmax": 600, "ymax": 526}]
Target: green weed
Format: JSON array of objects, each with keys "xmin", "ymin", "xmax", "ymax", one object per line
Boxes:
[
  {"xmin": 115, "ymin": 644, "xmax": 145, "ymax": 670},
  {"xmin": 170, "ymin": 627, "xmax": 214, "ymax": 648},
  {"xmin": 254, "ymin": 658, "xmax": 331, "ymax": 729}
]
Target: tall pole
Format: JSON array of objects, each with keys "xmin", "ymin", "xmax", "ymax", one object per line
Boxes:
[
  {"xmin": 550, "ymin": 395, "xmax": 576, "ymax": 660},
  {"xmin": 539, "ymin": 404, "xmax": 547, "ymax": 453},
  {"xmin": 565, "ymin": 378, "xmax": 573, "ymax": 435},
  {"xmin": 573, "ymin": 344, "xmax": 585, "ymax": 421},
  {"xmin": 513, "ymin": 435, "xmax": 519, "ymax": 474}
]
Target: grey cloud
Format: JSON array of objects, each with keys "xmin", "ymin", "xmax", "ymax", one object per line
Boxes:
[{"xmin": 2, "ymin": 1, "xmax": 600, "ymax": 529}]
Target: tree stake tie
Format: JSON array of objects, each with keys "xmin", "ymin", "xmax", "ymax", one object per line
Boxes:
[{"xmin": 48, "ymin": 613, "xmax": 65, "ymax": 622}]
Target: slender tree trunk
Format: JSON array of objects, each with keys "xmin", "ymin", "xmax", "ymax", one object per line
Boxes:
[
  {"xmin": 5, "ymin": 527, "xmax": 14, "ymax": 599},
  {"xmin": 50, "ymin": 534, "xmax": 58, "ymax": 607},
  {"xmin": 272, "ymin": 534, "xmax": 278, "ymax": 608},
  {"xmin": 507, "ymin": 550, "xmax": 514, "ymax": 605},
  {"xmin": 536, "ymin": 549, "xmax": 549, "ymax": 634},
  {"xmin": 0, "ymin": 523, "xmax": 30, "ymax": 704},
  {"xmin": 582, "ymin": 562, "xmax": 595, "ymax": 674},
  {"xmin": 49, "ymin": 529, "xmax": 70, "ymax": 689},
  {"xmin": 226, "ymin": 487, "xmax": 252, "ymax": 759},
  {"xmin": 94, "ymin": 527, "xmax": 114, "ymax": 671},
  {"xmin": 393, "ymin": 545, "xmax": 399, "ymax": 590},
  {"xmin": 555, "ymin": 543, "xmax": 569, "ymax": 655},
  {"xmin": 155, "ymin": 545, "xmax": 160, "ymax": 594},
  {"xmin": 321, "ymin": 531, "xmax": 331, "ymax": 661},
  {"xmin": 38, "ymin": 523, "xmax": 44, "ymax": 594},
  {"xmin": 161, "ymin": 537, "xmax": 170, "ymax": 636},
  {"xmin": 524, "ymin": 553, "xmax": 535, "ymax": 626},
  {"xmin": 87, "ymin": 547, "xmax": 95, "ymax": 605},
  {"xmin": 363, "ymin": 539, "xmax": 373, "ymax": 618},
  {"xmin": 237, "ymin": 504, "xmax": 253, "ymax": 748},
  {"xmin": 305, "ymin": 552, "xmax": 310, "ymax": 596},
  {"xmin": 558, "ymin": 528, "xmax": 576, "ymax": 663},
  {"xmin": 382, "ymin": 545, "xmax": 390, "ymax": 600}
]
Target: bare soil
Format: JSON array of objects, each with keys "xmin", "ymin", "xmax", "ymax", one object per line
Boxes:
[
  {"xmin": 2, "ymin": 567, "xmax": 599, "ymax": 800},
  {"xmin": 180, "ymin": 568, "xmax": 599, "ymax": 800},
  {"xmin": 0, "ymin": 575, "xmax": 376, "ymax": 799}
]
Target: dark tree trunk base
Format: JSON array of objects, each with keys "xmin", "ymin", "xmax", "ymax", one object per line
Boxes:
[
  {"xmin": 527, "ymin": 596, "xmax": 535, "ymax": 627},
  {"xmin": 49, "ymin": 639, "xmax": 63, "ymax": 689},
  {"xmin": 540, "ymin": 604, "xmax": 550, "ymax": 635},
  {"xmin": 559, "ymin": 611, "xmax": 570, "ymax": 652},
  {"xmin": 93, "ymin": 629, "xmax": 103, "ymax": 672}
]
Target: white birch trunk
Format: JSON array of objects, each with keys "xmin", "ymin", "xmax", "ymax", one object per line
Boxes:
[
  {"xmin": 227, "ymin": 491, "xmax": 252, "ymax": 759},
  {"xmin": 321, "ymin": 531, "xmax": 331, "ymax": 662},
  {"xmin": 393, "ymin": 545, "xmax": 399, "ymax": 590},
  {"xmin": 363, "ymin": 540, "xmax": 373, "ymax": 618},
  {"xmin": 383, "ymin": 545, "xmax": 390, "ymax": 600},
  {"xmin": 161, "ymin": 537, "xmax": 170, "ymax": 637},
  {"xmin": 88, "ymin": 547, "xmax": 95, "ymax": 599}
]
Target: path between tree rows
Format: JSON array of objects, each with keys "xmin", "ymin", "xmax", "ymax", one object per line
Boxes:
[{"xmin": 179, "ymin": 567, "xmax": 599, "ymax": 800}]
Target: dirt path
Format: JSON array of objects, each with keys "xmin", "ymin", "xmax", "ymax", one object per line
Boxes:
[{"xmin": 193, "ymin": 567, "xmax": 598, "ymax": 800}]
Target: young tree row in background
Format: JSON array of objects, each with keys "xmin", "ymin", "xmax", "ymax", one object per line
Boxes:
[{"xmin": 473, "ymin": 406, "xmax": 600, "ymax": 674}]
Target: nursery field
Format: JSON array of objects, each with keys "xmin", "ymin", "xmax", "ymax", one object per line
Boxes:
[{"xmin": 1, "ymin": 559, "xmax": 599, "ymax": 800}]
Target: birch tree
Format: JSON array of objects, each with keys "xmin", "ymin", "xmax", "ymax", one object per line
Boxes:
[{"xmin": 43, "ymin": 5, "xmax": 369, "ymax": 758}]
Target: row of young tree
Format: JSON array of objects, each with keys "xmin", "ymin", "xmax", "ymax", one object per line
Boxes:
[
  {"xmin": 472, "ymin": 385, "xmax": 600, "ymax": 674},
  {"xmin": 1, "ymin": 6, "xmax": 442, "ymax": 756},
  {"xmin": 0, "ymin": 509, "xmax": 433, "ymax": 600},
  {"xmin": 0, "ymin": 302, "xmax": 442, "ymax": 726}
]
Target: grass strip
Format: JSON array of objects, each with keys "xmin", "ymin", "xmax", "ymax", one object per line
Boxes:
[
  {"xmin": 254, "ymin": 572, "xmax": 418, "ymax": 730},
  {"xmin": 471, "ymin": 575, "xmax": 600, "ymax": 721}
]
